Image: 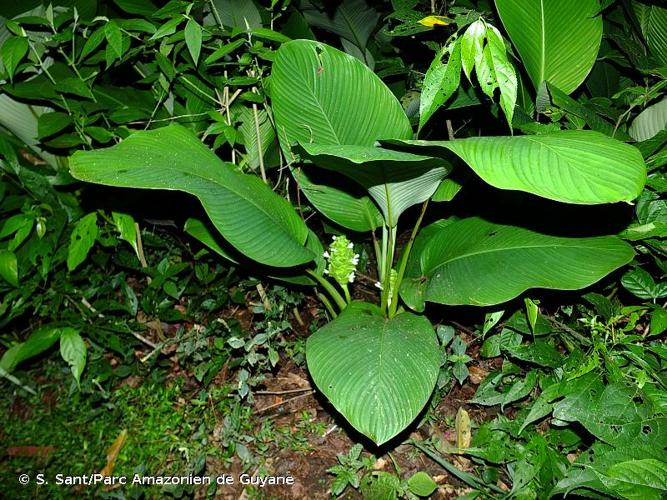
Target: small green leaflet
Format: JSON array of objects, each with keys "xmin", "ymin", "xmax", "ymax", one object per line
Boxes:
[
  {"xmin": 105, "ymin": 20, "xmax": 124, "ymax": 59},
  {"xmin": 1, "ymin": 36, "xmax": 29, "ymax": 81},
  {"xmin": 0, "ymin": 249, "xmax": 18, "ymax": 286},
  {"xmin": 185, "ymin": 19, "xmax": 203, "ymax": 65},
  {"xmin": 112, "ymin": 212, "xmax": 139, "ymax": 257},
  {"xmin": 67, "ymin": 213, "xmax": 98, "ymax": 271},
  {"xmin": 419, "ymin": 38, "xmax": 462, "ymax": 130},
  {"xmin": 621, "ymin": 267, "xmax": 667, "ymax": 301},
  {"xmin": 59, "ymin": 328, "xmax": 87, "ymax": 386}
]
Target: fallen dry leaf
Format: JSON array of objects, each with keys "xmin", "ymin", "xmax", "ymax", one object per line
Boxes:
[
  {"xmin": 6, "ymin": 446, "xmax": 54, "ymax": 458},
  {"xmin": 100, "ymin": 429, "xmax": 128, "ymax": 477}
]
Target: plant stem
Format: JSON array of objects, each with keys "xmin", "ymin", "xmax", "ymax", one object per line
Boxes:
[
  {"xmin": 371, "ymin": 228, "xmax": 382, "ymax": 280},
  {"xmin": 343, "ymin": 284, "xmax": 352, "ymax": 304},
  {"xmin": 316, "ymin": 292, "xmax": 337, "ymax": 318},
  {"xmin": 208, "ymin": 0, "xmax": 224, "ymax": 29},
  {"xmin": 380, "ymin": 224, "xmax": 395, "ymax": 316},
  {"xmin": 306, "ymin": 269, "xmax": 347, "ymax": 311},
  {"xmin": 252, "ymin": 98, "xmax": 267, "ymax": 182},
  {"xmin": 389, "ymin": 200, "xmax": 429, "ymax": 318}
]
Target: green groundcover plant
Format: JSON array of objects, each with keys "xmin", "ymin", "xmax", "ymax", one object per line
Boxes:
[{"xmin": 1, "ymin": 0, "xmax": 664, "ymax": 458}]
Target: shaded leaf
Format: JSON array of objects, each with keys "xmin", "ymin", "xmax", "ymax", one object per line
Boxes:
[
  {"xmin": 67, "ymin": 213, "xmax": 98, "ymax": 271},
  {"xmin": 184, "ymin": 19, "xmax": 202, "ymax": 65},
  {"xmin": 400, "ymin": 217, "xmax": 634, "ymax": 309},
  {"xmin": 419, "ymin": 38, "xmax": 462, "ymax": 130},
  {"xmin": 297, "ymin": 143, "xmax": 450, "ymax": 225},
  {"xmin": 70, "ymin": 125, "xmax": 313, "ymax": 268},
  {"xmin": 59, "ymin": 328, "xmax": 86, "ymax": 385},
  {"xmin": 1, "ymin": 36, "xmax": 29, "ymax": 80}
]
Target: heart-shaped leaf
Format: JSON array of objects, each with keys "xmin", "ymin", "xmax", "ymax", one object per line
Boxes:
[{"xmin": 306, "ymin": 302, "xmax": 440, "ymax": 444}]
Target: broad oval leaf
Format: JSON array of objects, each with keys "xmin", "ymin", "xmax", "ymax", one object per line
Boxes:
[
  {"xmin": 495, "ymin": 0, "xmax": 602, "ymax": 94},
  {"xmin": 184, "ymin": 217, "xmax": 325, "ymax": 286},
  {"xmin": 297, "ymin": 143, "xmax": 450, "ymax": 225},
  {"xmin": 272, "ymin": 39, "xmax": 412, "ymax": 149},
  {"xmin": 272, "ymin": 39, "xmax": 412, "ymax": 228},
  {"xmin": 384, "ymin": 131, "xmax": 646, "ymax": 204},
  {"xmin": 70, "ymin": 124, "xmax": 313, "ymax": 268},
  {"xmin": 401, "ymin": 217, "xmax": 634, "ymax": 309},
  {"xmin": 306, "ymin": 302, "xmax": 440, "ymax": 445}
]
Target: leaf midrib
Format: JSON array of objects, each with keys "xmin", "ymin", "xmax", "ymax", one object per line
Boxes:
[{"xmin": 539, "ymin": 0, "xmax": 546, "ymax": 86}]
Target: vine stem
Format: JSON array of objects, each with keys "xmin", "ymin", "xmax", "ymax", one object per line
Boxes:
[{"xmin": 389, "ymin": 200, "xmax": 429, "ymax": 318}]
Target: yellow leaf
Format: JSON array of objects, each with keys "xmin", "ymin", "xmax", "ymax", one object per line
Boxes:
[
  {"xmin": 418, "ymin": 15, "xmax": 451, "ymax": 27},
  {"xmin": 455, "ymin": 407, "xmax": 471, "ymax": 450},
  {"xmin": 100, "ymin": 429, "xmax": 128, "ymax": 476}
]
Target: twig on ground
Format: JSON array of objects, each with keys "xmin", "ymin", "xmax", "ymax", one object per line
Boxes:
[{"xmin": 255, "ymin": 391, "xmax": 314, "ymax": 413}]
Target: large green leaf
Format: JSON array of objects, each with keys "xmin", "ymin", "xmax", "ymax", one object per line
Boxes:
[
  {"xmin": 494, "ymin": 0, "xmax": 603, "ymax": 94},
  {"xmin": 383, "ymin": 131, "xmax": 646, "ymax": 204},
  {"xmin": 605, "ymin": 459, "xmax": 667, "ymax": 499},
  {"xmin": 272, "ymin": 39, "xmax": 411, "ymax": 149},
  {"xmin": 70, "ymin": 124, "xmax": 313, "ymax": 268},
  {"xmin": 297, "ymin": 143, "xmax": 450, "ymax": 225},
  {"xmin": 306, "ymin": 302, "xmax": 440, "ymax": 445},
  {"xmin": 400, "ymin": 217, "xmax": 634, "ymax": 309},
  {"xmin": 272, "ymin": 39, "xmax": 412, "ymax": 229},
  {"xmin": 630, "ymin": 98, "xmax": 667, "ymax": 142},
  {"xmin": 554, "ymin": 443, "xmax": 667, "ymax": 499},
  {"xmin": 552, "ymin": 379, "xmax": 667, "ymax": 448}
]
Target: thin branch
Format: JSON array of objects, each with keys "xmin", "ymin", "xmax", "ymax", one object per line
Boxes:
[
  {"xmin": 256, "ymin": 388, "xmax": 312, "ymax": 395},
  {"xmin": 255, "ymin": 391, "xmax": 314, "ymax": 413}
]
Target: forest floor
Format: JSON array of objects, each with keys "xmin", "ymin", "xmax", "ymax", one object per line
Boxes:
[{"xmin": 1, "ymin": 277, "xmax": 503, "ymax": 499}]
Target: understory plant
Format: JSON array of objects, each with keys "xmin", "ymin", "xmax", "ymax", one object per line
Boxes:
[{"xmin": 65, "ymin": 0, "xmax": 652, "ymax": 446}]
